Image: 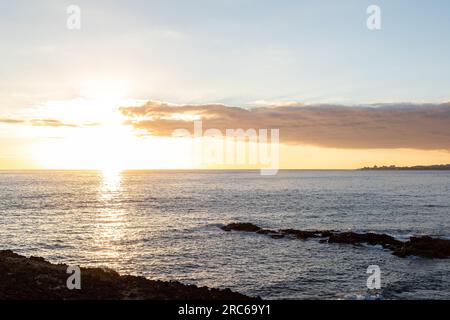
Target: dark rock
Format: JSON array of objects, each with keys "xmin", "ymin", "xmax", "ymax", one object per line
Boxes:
[
  {"xmin": 255, "ymin": 229, "xmax": 285, "ymax": 238},
  {"xmin": 0, "ymin": 250, "xmax": 257, "ymax": 300},
  {"xmin": 221, "ymin": 223, "xmax": 261, "ymax": 232},
  {"xmin": 256, "ymin": 229, "xmax": 274, "ymax": 235},
  {"xmin": 393, "ymin": 236, "xmax": 450, "ymax": 259},
  {"xmin": 327, "ymin": 232, "xmax": 403, "ymax": 249},
  {"xmin": 320, "ymin": 231, "xmax": 333, "ymax": 238},
  {"xmin": 279, "ymin": 229, "xmax": 323, "ymax": 240},
  {"xmin": 219, "ymin": 223, "xmax": 450, "ymax": 259}
]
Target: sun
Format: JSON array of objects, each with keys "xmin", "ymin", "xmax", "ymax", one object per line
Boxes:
[
  {"xmin": 28, "ymin": 96, "xmax": 133, "ymax": 171},
  {"xmin": 29, "ymin": 96, "xmax": 196, "ymax": 171}
]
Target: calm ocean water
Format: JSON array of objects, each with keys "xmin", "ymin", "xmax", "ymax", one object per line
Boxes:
[{"xmin": 0, "ymin": 170, "xmax": 449, "ymax": 299}]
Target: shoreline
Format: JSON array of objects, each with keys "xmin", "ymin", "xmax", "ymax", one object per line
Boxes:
[{"xmin": 0, "ymin": 250, "xmax": 256, "ymax": 300}]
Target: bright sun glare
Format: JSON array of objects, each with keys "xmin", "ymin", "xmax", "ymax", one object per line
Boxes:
[
  {"xmin": 31, "ymin": 99, "xmax": 133, "ymax": 171},
  {"xmin": 29, "ymin": 93, "xmax": 194, "ymax": 171}
]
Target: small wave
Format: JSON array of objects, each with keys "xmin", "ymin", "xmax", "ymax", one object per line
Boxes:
[
  {"xmin": 340, "ymin": 291, "xmax": 383, "ymax": 300},
  {"xmin": 422, "ymin": 204, "xmax": 448, "ymax": 208}
]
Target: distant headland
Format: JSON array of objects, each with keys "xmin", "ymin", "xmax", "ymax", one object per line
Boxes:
[{"xmin": 360, "ymin": 164, "xmax": 450, "ymax": 171}]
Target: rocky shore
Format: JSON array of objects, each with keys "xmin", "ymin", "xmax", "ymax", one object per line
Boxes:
[
  {"xmin": 0, "ymin": 250, "xmax": 255, "ymax": 300},
  {"xmin": 360, "ymin": 164, "xmax": 450, "ymax": 170},
  {"xmin": 221, "ymin": 223, "xmax": 450, "ymax": 259}
]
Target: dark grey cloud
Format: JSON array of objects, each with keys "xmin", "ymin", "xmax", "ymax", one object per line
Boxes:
[{"xmin": 120, "ymin": 101, "xmax": 450, "ymax": 150}]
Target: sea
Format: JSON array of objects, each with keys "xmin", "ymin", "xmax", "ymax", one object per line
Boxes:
[{"xmin": 1, "ymin": 170, "xmax": 449, "ymax": 299}]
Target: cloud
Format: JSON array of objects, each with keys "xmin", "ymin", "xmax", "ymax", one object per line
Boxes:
[
  {"xmin": 0, "ymin": 117, "xmax": 99, "ymax": 128},
  {"xmin": 0, "ymin": 118, "xmax": 25, "ymax": 124},
  {"xmin": 120, "ymin": 100, "xmax": 450, "ymax": 150},
  {"xmin": 30, "ymin": 119, "xmax": 79, "ymax": 127}
]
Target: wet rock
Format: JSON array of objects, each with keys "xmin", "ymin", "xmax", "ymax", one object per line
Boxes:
[
  {"xmin": 279, "ymin": 229, "xmax": 323, "ymax": 240},
  {"xmin": 0, "ymin": 250, "xmax": 256, "ymax": 300},
  {"xmin": 320, "ymin": 231, "xmax": 334, "ymax": 238},
  {"xmin": 256, "ymin": 229, "xmax": 274, "ymax": 235},
  {"xmin": 393, "ymin": 236, "xmax": 450, "ymax": 259},
  {"xmin": 254, "ymin": 229, "xmax": 285, "ymax": 238},
  {"xmin": 221, "ymin": 223, "xmax": 261, "ymax": 232},
  {"xmin": 327, "ymin": 232, "xmax": 403, "ymax": 249},
  {"xmin": 219, "ymin": 223, "xmax": 450, "ymax": 259}
]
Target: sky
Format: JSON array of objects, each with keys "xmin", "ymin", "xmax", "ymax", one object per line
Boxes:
[{"xmin": 1, "ymin": 0, "xmax": 450, "ymax": 170}]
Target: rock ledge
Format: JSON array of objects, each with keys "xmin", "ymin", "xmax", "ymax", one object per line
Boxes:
[
  {"xmin": 0, "ymin": 250, "xmax": 255, "ymax": 300},
  {"xmin": 221, "ymin": 223, "xmax": 450, "ymax": 259}
]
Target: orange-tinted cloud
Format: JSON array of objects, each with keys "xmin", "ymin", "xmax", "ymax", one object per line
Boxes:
[
  {"xmin": 0, "ymin": 118, "xmax": 25, "ymax": 124},
  {"xmin": 30, "ymin": 119, "xmax": 79, "ymax": 127},
  {"xmin": 0, "ymin": 118, "xmax": 99, "ymax": 128},
  {"xmin": 120, "ymin": 101, "xmax": 450, "ymax": 150}
]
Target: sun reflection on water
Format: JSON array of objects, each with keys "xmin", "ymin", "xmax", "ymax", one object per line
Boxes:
[
  {"xmin": 100, "ymin": 169, "xmax": 123, "ymax": 200},
  {"xmin": 92, "ymin": 169, "xmax": 129, "ymax": 267}
]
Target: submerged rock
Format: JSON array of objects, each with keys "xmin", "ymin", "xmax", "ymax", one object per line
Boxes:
[
  {"xmin": 0, "ymin": 250, "xmax": 256, "ymax": 300},
  {"xmin": 220, "ymin": 223, "xmax": 450, "ymax": 259}
]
